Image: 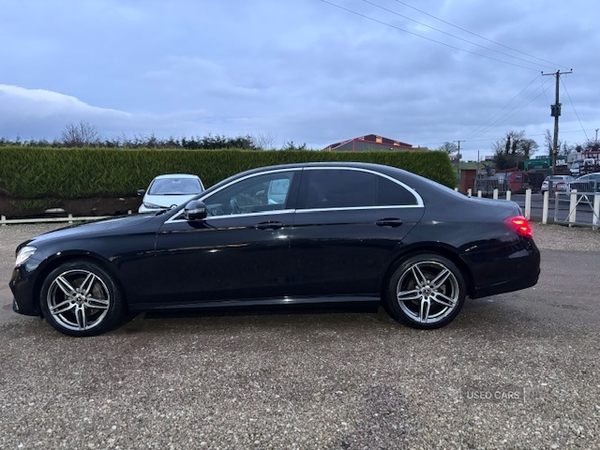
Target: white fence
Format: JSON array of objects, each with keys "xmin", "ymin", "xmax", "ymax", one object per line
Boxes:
[
  {"xmin": 3, "ymin": 192, "xmax": 599, "ymax": 230},
  {"xmin": 464, "ymin": 188, "xmax": 600, "ymax": 230},
  {"xmin": 551, "ymin": 190, "xmax": 600, "ymax": 229},
  {"xmin": 0, "ymin": 211, "xmax": 131, "ymax": 226}
]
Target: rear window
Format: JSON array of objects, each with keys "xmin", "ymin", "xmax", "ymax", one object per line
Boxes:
[
  {"xmin": 149, "ymin": 178, "xmax": 202, "ymax": 195},
  {"xmin": 298, "ymin": 169, "xmax": 418, "ymax": 209}
]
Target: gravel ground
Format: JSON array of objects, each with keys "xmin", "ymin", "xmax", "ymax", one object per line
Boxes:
[
  {"xmin": 530, "ymin": 222, "xmax": 600, "ymax": 252},
  {"xmin": 0, "ymin": 221, "xmax": 599, "ymax": 449}
]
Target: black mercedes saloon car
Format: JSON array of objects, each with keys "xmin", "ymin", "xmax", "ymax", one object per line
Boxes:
[{"xmin": 10, "ymin": 162, "xmax": 540, "ymax": 336}]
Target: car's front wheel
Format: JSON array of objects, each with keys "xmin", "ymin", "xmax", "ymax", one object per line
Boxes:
[
  {"xmin": 40, "ymin": 261, "xmax": 124, "ymax": 337},
  {"xmin": 385, "ymin": 253, "xmax": 466, "ymax": 329}
]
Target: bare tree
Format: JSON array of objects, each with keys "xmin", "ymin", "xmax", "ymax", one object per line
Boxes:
[
  {"xmin": 439, "ymin": 141, "xmax": 458, "ymax": 160},
  {"xmin": 492, "ymin": 130, "xmax": 539, "ymax": 170},
  {"xmin": 253, "ymin": 133, "xmax": 278, "ymax": 150},
  {"xmin": 60, "ymin": 121, "xmax": 100, "ymax": 147}
]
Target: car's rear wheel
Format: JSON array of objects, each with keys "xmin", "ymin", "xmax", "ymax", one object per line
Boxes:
[
  {"xmin": 40, "ymin": 261, "xmax": 124, "ymax": 337},
  {"xmin": 385, "ymin": 253, "xmax": 466, "ymax": 329}
]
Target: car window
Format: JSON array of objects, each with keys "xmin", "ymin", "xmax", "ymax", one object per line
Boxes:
[
  {"xmin": 204, "ymin": 171, "xmax": 295, "ymax": 217},
  {"xmin": 298, "ymin": 169, "xmax": 418, "ymax": 209}
]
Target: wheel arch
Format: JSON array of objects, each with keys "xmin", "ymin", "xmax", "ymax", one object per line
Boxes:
[{"xmin": 32, "ymin": 251, "xmax": 127, "ymax": 316}]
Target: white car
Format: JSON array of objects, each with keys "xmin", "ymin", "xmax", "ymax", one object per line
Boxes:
[
  {"xmin": 540, "ymin": 175, "xmax": 574, "ymax": 193},
  {"xmin": 138, "ymin": 174, "xmax": 205, "ymax": 213}
]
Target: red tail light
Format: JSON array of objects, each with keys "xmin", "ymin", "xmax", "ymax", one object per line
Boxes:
[{"xmin": 504, "ymin": 216, "xmax": 533, "ymax": 238}]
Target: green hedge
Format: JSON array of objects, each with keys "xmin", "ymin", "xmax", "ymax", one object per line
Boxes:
[{"xmin": 0, "ymin": 147, "xmax": 454, "ymax": 199}]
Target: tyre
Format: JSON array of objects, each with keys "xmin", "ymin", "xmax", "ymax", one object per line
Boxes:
[
  {"xmin": 40, "ymin": 261, "xmax": 124, "ymax": 337},
  {"xmin": 385, "ymin": 253, "xmax": 466, "ymax": 329}
]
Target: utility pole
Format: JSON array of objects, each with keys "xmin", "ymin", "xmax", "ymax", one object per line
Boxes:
[
  {"xmin": 542, "ymin": 69, "xmax": 572, "ymax": 173},
  {"xmin": 454, "ymin": 140, "xmax": 463, "ymax": 159},
  {"xmin": 454, "ymin": 140, "xmax": 463, "ymax": 180}
]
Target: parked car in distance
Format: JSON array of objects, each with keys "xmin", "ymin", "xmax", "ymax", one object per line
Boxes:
[
  {"xmin": 570, "ymin": 158, "xmax": 600, "ymax": 177},
  {"xmin": 10, "ymin": 162, "xmax": 540, "ymax": 337},
  {"xmin": 568, "ymin": 172, "xmax": 600, "ymax": 195},
  {"xmin": 540, "ymin": 175, "xmax": 575, "ymax": 194},
  {"xmin": 138, "ymin": 174, "xmax": 205, "ymax": 213}
]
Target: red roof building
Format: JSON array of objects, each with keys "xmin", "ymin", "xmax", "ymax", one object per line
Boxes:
[{"xmin": 325, "ymin": 134, "xmax": 414, "ymax": 152}]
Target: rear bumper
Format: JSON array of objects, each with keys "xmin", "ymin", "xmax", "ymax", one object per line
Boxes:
[
  {"xmin": 471, "ymin": 261, "xmax": 540, "ymax": 298},
  {"xmin": 466, "ymin": 239, "xmax": 541, "ymax": 299}
]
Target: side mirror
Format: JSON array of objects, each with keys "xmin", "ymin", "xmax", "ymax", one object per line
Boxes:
[
  {"xmin": 183, "ymin": 200, "xmax": 208, "ymax": 221},
  {"xmin": 137, "ymin": 189, "xmax": 145, "ymax": 197}
]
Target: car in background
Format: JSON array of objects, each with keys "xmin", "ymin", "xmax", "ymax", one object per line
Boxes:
[
  {"xmin": 138, "ymin": 174, "xmax": 204, "ymax": 213},
  {"xmin": 10, "ymin": 162, "xmax": 540, "ymax": 336},
  {"xmin": 568, "ymin": 172, "xmax": 600, "ymax": 195},
  {"xmin": 540, "ymin": 175, "xmax": 574, "ymax": 194}
]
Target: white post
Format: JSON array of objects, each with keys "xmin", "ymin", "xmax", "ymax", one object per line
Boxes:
[
  {"xmin": 1, "ymin": 215, "xmax": 6, "ymax": 226},
  {"xmin": 493, "ymin": 188, "xmax": 499, "ymax": 199},
  {"xmin": 569, "ymin": 190, "xmax": 577, "ymax": 226},
  {"xmin": 467, "ymin": 188, "xmax": 472, "ymax": 197},
  {"xmin": 506, "ymin": 190, "xmax": 512, "ymax": 201},
  {"xmin": 542, "ymin": 191, "xmax": 549, "ymax": 224},
  {"xmin": 477, "ymin": 190, "xmax": 482, "ymax": 198},
  {"xmin": 593, "ymin": 193, "xmax": 600, "ymax": 231},
  {"xmin": 68, "ymin": 214, "xmax": 74, "ymax": 224},
  {"xmin": 524, "ymin": 189, "xmax": 532, "ymax": 220}
]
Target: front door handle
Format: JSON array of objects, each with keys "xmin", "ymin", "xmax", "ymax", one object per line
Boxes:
[
  {"xmin": 256, "ymin": 221, "xmax": 283, "ymax": 230},
  {"xmin": 376, "ymin": 218, "xmax": 404, "ymax": 228}
]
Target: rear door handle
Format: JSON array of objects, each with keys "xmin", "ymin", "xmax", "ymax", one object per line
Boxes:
[
  {"xmin": 376, "ymin": 218, "xmax": 404, "ymax": 228},
  {"xmin": 256, "ymin": 221, "xmax": 283, "ymax": 230}
]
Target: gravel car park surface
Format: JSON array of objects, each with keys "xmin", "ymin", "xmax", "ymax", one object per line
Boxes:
[{"xmin": 1, "ymin": 222, "xmax": 599, "ymax": 449}]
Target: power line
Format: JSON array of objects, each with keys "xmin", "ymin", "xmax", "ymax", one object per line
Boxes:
[
  {"xmin": 466, "ymin": 77, "xmax": 553, "ymax": 141},
  {"xmin": 465, "ymin": 75, "xmax": 547, "ymax": 141},
  {"xmin": 320, "ymin": 0, "xmax": 544, "ymax": 72},
  {"xmin": 361, "ymin": 0, "xmax": 556, "ymax": 71},
  {"xmin": 560, "ymin": 76, "xmax": 588, "ymax": 141},
  {"xmin": 320, "ymin": 1, "xmax": 582, "ymax": 156},
  {"xmin": 423, "ymin": 128, "xmax": 598, "ymax": 152},
  {"xmin": 391, "ymin": 0, "xmax": 571, "ymax": 70}
]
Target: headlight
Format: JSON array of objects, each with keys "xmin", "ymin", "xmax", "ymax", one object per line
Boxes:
[
  {"xmin": 143, "ymin": 202, "xmax": 167, "ymax": 209},
  {"xmin": 15, "ymin": 246, "xmax": 37, "ymax": 266}
]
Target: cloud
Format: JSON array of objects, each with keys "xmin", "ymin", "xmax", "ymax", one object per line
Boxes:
[
  {"xmin": 1, "ymin": 0, "xmax": 599, "ymax": 159},
  {"xmin": 0, "ymin": 85, "xmax": 131, "ymax": 139},
  {"xmin": 0, "ymin": 84, "xmax": 128, "ymax": 118}
]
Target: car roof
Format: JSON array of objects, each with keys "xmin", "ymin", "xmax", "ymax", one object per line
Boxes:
[
  {"xmin": 211, "ymin": 161, "xmax": 432, "ymax": 187},
  {"xmin": 152, "ymin": 174, "xmax": 201, "ymax": 180},
  {"xmin": 199, "ymin": 161, "xmax": 461, "ymax": 203}
]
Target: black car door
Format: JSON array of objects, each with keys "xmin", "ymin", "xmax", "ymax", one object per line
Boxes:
[
  {"xmin": 286, "ymin": 167, "xmax": 425, "ymax": 297},
  {"xmin": 138, "ymin": 169, "xmax": 300, "ymax": 306}
]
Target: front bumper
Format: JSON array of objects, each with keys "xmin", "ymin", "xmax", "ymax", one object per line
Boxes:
[{"xmin": 10, "ymin": 265, "xmax": 41, "ymax": 317}]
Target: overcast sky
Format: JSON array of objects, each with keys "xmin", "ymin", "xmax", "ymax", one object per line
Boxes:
[{"xmin": 1, "ymin": 0, "xmax": 598, "ymax": 160}]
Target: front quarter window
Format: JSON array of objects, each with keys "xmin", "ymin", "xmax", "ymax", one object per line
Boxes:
[{"xmin": 203, "ymin": 171, "xmax": 295, "ymax": 217}]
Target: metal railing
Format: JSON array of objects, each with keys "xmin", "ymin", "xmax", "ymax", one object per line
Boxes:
[
  {"xmin": 568, "ymin": 179, "xmax": 600, "ymax": 194},
  {"xmin": 474, "ymin": 179, "xmax": 510, "ymax": 197},
  {"xmin": 464, "ymin": 188, "xmax": 599, "ymax": 230},
  {"xmin": 552, "ymin": 190, "xmax": 600, "ymax": 230}
]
